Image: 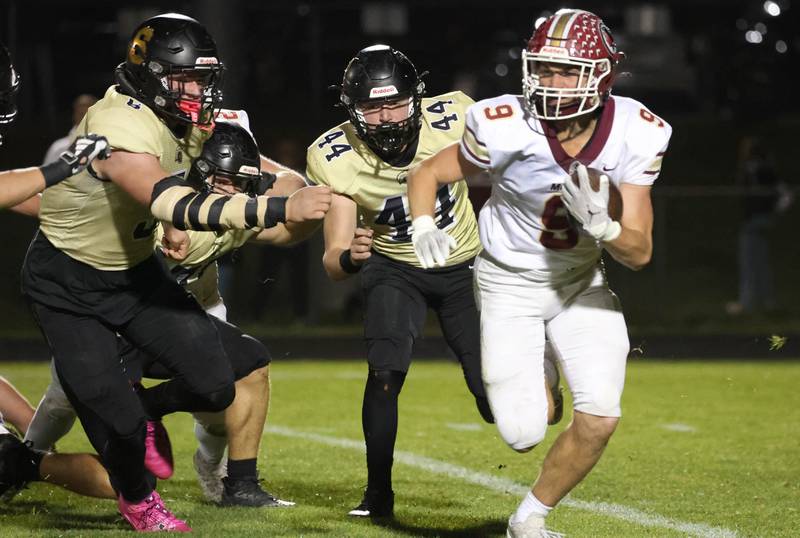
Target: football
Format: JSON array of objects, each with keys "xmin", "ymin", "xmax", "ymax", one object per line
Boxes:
[{"xmin": 569, "ymin": 166, "xmax": 623, "ymax": 221}]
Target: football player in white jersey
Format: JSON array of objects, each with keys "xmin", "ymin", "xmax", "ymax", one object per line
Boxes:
[{"xmin": 408, "ymin": 9, "xmax": 671, "ymax": 537}]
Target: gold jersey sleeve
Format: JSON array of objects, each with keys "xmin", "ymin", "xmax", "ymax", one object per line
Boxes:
[
  {"xmin": 39, "ymin": 85, "xmax": 210, "ymax": 270},
  {"xmin": 306, "ymin": 91, "xmax": 481, "ymax": 267}
]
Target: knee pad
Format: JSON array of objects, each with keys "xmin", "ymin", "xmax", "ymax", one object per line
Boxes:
[
  {"xmin": 200, "ymin": 383, "xmax": 236, "ymax": 413},
  {"xmin": 574, "ymin": 383, "xmax": 623, "ymax": 418},
  {"xmin": 485, "ymin": 382, "xmax": 548, "ymax": 452},
  {"xmin": 366, "ymin": 369, "xmax": 406, "ymax": 398},
  {"xmin": 366, "ymin": 338, "xmax": 414, "ymax": 373}
]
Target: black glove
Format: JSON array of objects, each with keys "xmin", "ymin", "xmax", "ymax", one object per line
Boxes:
[{"xmin": 40, "ymin": 133, "xmax": 111, "ymax": 187}]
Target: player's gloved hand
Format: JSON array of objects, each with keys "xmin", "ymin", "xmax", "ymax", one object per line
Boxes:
[
  {"xmin": 412, "ymin": 215, "xmax": 456, "ymax": 269},
  {"xmin": 285, "ymin": 185, "xmax": 332, "ymax": 223},
  {"xmin": 561, "ymin": 162, "xmax": 621, "ymax": 242},
  {"xmin": 39, "ymin": 133, "xmax": 111, "ymax": 187},
  {"xmin": 60, "ymin": 134, "xmax": 111, "ymax": 175}
]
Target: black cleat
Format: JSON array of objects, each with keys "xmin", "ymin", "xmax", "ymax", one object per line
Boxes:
[
  {"xmin": 476, "ymin": 396, "xmax": 495, "ymax": 424},
  {"xmin": 0, "ymin": 433, "xmax": 39, "ymax": 502},
  {"xmin": 220, "ymin": 476, "xmax": 295, "ymax": 508},
  {"xmin": 348, "ymin": 489, "xmax": 394, "ymax": 518}
]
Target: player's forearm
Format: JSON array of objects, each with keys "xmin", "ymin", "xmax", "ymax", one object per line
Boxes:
[
  {"xmin": 407, "ymin": 162, "xmax": 442, "ymax": 219},
  {"xmin": 9, "ymin": 193, "xmax": 42, "ymax": 218},
  {"xmin": 0, "ymin": 167, "xmax": 46, "ymax": 209},
  {"xmin": 150, "ymin": 175, "xmax": 286, "ymax": 231},
  {"xmin": 322, "ymin": 247, "xmax": 354, "ymax": 281},
  {"xmin": 603, "ymin": 227, "xmax": 652, "ymax": 271}
]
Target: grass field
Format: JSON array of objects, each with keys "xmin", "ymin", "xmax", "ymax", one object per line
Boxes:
[{"xmin": 1, "ymin": 358, "xmax": 798, "ymax": 537}]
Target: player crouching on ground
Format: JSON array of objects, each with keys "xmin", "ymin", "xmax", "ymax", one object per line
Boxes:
[{"xmin": 407, "ymin": 9, "xmax": 671, "ymax": 537}]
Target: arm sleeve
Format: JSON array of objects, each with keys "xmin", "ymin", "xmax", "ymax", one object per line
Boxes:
[
  {"xmin": 150, "ymin": 175, "xmax": 287, "ymax": 231},
  {"xmin": 459, "ymin": 105, "xmax": 491, "ymax": 170}
]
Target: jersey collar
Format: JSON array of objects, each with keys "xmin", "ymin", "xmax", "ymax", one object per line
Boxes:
[{"xmin": 542, "ymin": 97, "xmax": 615, "ymax": 173}]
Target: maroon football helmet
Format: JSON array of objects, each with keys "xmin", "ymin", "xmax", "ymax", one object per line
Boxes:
[{"xmin": 522, "ymin": 9, "xmax": 623, "ymax": 120}]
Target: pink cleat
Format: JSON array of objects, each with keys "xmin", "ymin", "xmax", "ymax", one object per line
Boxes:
[
  {"xmin": 118, "ymin": 491, "xmax": 191, "ymax": 532},
  {"xmin": 145, "ymin": 421, "xmax": 174, "ymax": 480}
]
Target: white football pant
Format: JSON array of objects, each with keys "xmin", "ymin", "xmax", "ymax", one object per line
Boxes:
[{"xmin": 474, "ymin": 253, "xmax": 629, "ymax": 452}]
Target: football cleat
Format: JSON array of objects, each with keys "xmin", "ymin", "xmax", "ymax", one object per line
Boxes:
[
  {"xmin": 348, "ymin": 488, "xmax": 394, "ymax": 518},
  {"xmin": 220, "ymin": 475, "xmax": 295, "ymax": 508},
  {"xmin": 0, "ymin": 433, "xmax": 39, "ymax": 502},
  {"xmin": 192, "ymin": 449, "xmax": 226, "ymax": 503},
  {"xmin": 506, "ymin": 514, "xmax": 565, "ymax": 538},
  {"xmin": 118, "ymin": 491, "xmax": 191, "ymax": 532},
  {"xmin": 144, "ymin": 421, "xmax": 174, "ymax": 480}
]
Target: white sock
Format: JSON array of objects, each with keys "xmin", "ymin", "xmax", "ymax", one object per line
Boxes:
[
  {"xmin": 194, "ymin": 422, "xmax": 227, "ymax": 464},
  {"xmin": 0, "ymin": 417, "xmax": 9, "ymax": 435},
  {"xmin": 511, "ymin": 491, "xmax": 552, "ymax": 524},
  {"xmin": 23, "ymin": 382, "xmax": 77, "ymax": 451}
]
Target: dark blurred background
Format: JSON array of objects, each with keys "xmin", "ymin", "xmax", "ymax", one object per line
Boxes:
[{"xmin": 1, "ymin": 0, "xmax": 798, "ymax": 349}]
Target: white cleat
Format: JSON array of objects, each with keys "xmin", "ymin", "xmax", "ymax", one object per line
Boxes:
[
  {"xmin": 506, "ymin": 514, "xmax": 565, "ymax": 538},
  {"xmin": 193, "ymin": 449, "xmax": 226, "ymax": 503}
]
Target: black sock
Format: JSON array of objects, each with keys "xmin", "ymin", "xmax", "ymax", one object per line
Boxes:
[
  {"xmin": 104, "ymin": 422, "xmax": 152, "ymax": 502},
  {"xmin": 362, "ymin": 369, "xmax": 406, "ymax": 494},
  {"xmin": 22, "ymin": 447, "xmax": 45, "ymax": 482},
  {"xmin": 227, "ymin": 458, "xmax": 257, "ymax": 480}
]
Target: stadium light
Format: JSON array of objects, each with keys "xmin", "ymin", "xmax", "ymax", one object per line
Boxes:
[
  {"xmin": 745, "ymin": 30, "xmax": 764, "ymax": 43},
  {"xmin": 755, "ymin": 22, "xmax": 768, "ymax": 34},
  {"xmin": 775, "ymin": 39, "xmax": 788, "ymax": 53},
  {"xmin": 763, "ymin": 1, "xmax": 781, "ymax": 16},
  {"xmin": 495, "ymin": 63, "xmax": 509, "ymax": 77}
]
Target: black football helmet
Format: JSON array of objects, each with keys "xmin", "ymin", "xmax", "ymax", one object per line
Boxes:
[
  {"xmin": 187, "ymin": 121, "xmax": 266, "ymax": 196},
  {"xmin": 0, "ymin": 43, "xmax": 20, "ymax": 146},
  {"xmin": 115, "ymin": 13, "xmax": 224, "ymax": 128},
  {"xmin": 339, "ymin": 45, "xmax": 425, "ymax": 159}
]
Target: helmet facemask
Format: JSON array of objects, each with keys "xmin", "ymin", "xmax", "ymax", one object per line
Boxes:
[
  {"xmin": 522, "ymin": 53, "xmax": 611, "ymax": 121},
  {"xmin": 153, "ymin": 62, "xmax": 224, "ymax": 130},
  {"xmin": 347, "ymin": 91, "xmax": 423, "ymax": 159}
]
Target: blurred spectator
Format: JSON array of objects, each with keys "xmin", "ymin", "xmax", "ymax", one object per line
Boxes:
[
  {"xmin": 727, "ymin": 136, "xmax": 794, "ymax": 315},
  {"xmin": 42, "ymin": 94, "xmax": 98, "ymax": 164}
]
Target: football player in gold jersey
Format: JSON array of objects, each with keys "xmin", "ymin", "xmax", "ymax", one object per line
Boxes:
[
  {"xmin": 307, "ymin": 45, "xmax": 491, "ymax": 518},
  {"xmin": 20, "ymin": 14, "xmax": 328, "ymax": 532}
]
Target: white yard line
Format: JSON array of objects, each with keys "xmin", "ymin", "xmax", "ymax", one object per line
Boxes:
[{"xmin": 267, "ymin": 425, "xmax": 739, "ymax": 538}]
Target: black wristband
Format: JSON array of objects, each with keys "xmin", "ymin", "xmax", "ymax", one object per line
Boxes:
[
  {"xmin": 39, "ymin": 160, "xmax": 73, "ymax": 187},
  {"xmin": 264, "ymin": 196, "xmax": 288, "ymax": 228},
  {"xmin": 339, "ymin": 249, "xmax": 363, "ymax": 274}
]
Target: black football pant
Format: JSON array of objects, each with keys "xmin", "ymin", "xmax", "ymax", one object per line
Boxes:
[
  {"xmin": 22, "ymin": 233, "xmax": 237, "ymax": 502},
  {"xmin": 359, "ymin": 252, "xmax": 487, "ymax": 494}
]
